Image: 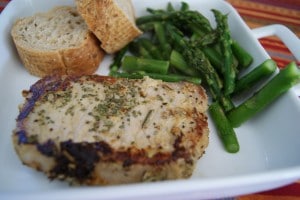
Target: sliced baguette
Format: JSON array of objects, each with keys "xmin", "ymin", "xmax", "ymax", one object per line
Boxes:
[
  {"xmin": 76, "ymin": 0, "xmax": 142, "ymax": 54},
  {"xmin": 11, "ymin": 6, "xmax": 105, "ymax": 77}
]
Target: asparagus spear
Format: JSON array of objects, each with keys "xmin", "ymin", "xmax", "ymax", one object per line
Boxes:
[
  {"xmin": 138, "ymin": 22, "xmax": 155, "ymax": 32},
  {"xmin": 182, "ymin": 44, "xmax": 223, "ymax": 100},
  {"xmin": 231, "ymin": 40, "xmax": 253, "ymax": 70},
  {"xmin": 169, "ymin": 50, "xmax": 201, "ymax": 77},
  {"xmin": 110, "ymin": 71, "xmax": 201, "ymax": 85},
  {"xmin": 122, "ymin": 56, "xmax": 169, "ymax": 74},
  {"xmin": 180, "ymin": 2, "xmax": 189, "ymax": 11},
  {"xmin": 153, "ymin": 22, "xmax": 172, "ymax": 59},
  {"xmin": 138, "ymin": 38, "xmax": 164, "ymax": 60},
  {"xmin": 233, "ymin": 59, "xmax": 277, "ymax": 95},
  {"xmin": 128, "ymin": 41, "xmax": 153, "ymax": 59},
  {"xmin": 166, "ymin": 2, "xmax": 175, "ymax": 12},
  {"xmin": 165, "ymin": 23, "xmax": 187, "ymax": 50},
  {"xmin": 109, "ymin": 45, "xmax": 128, "ymax": 73},
  {"xmin": 219, "ymin": 94, "xmax": 235, "ymax": 112},
  {"xmin": 146, "ymin": 8, "xmax": 166, "ymax": 15},
  {"xmin": 227, "ymin": 62, "xmax": 300, "ymax": 127},
  {"xmin": 212, "ymin": 9, "xmax": 236, "ymax": 95},
  {"xmin": 202, "ymin": 46, "xmax": 223, "ymax": 73},
  {"xmin": 209, "ymin": 102, "xmax": 240, "ymax": 153}
]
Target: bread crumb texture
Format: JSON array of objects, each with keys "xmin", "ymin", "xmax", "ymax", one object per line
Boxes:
[
  {"xmin": 11, "ymin": 6, "xmax": 104, "ymax": 77},
  {"xmin": 12, "ymin": 7, "xmax": 88, "ymax": 50}
]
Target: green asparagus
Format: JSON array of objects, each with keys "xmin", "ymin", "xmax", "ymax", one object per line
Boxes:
[
  {"xmin": 180, "ymin": 2, "xmax": 189, "ymax": 11},
  {"xmin": 165, "ymin": 23, "xmax": 187, "ymax": 50},
  {"xmin": 228, "ymin": 62, "xmax": 300, "ymax": 127},
  {"xmin": 138, "ymin": 38, "xmax": 164, "ymax": 60},
  {"xmin": 209, "ymin": 102, "xmax": 240, "ymax": 153},
  {"xmin": 166, "ymin": 2, "xmax": 175, "ymax": 12},
  {"xmin": 109, "ymin": 45, "xmax": 128, "ymax": 73},
  {"xmin": 122, "ymin": 56, "xmax": 169, "ymax": 74},
  {"xmin": 182, "ymin": 44, "xmax": 223, "ymax": 100},
  {"xmin": 219, "ymin": 94, "xmax": 235, "ymax": 112},
  {"xmin": 212, "ymin": 9, "xmax": 236, "ymax": 95},
  {"xmin": 129, "ymin": 41, "xmax": 153, "ymax": 59},
  {"xmin": 153, "ymin": 22, "xmax": 172, "ymax": 59},
  {"xmin": 110, "ymin": 71, "xmax": 201, "ymax": 84},
  {"xmin": 233, "ymin": 59, "xmax": 277, "ymax": 95},
  {"xmin": 169, "ymin": 50, "xmax": 202, "ymax": 77},
  {"xmin": 231, "ymin": 40, "xmax": 253, "ymax": 70},
  {"xmin": 202, "ymin": 46, "xmax": 223, "ymax": 73}
]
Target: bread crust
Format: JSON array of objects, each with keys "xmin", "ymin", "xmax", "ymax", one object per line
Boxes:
[
  {"xmin": 76, "ymin": 0, "xmax": 142, "ymax": 53},
  {"xmin": 11, "ymin": 6, "xmax": 105, "ymax": 77},
  {"xmin": 61, "ymin": 32, "xmax": 104, "ymax": 76}
]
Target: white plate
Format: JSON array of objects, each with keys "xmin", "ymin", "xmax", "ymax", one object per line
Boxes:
[{"xmin": 0, "ymin": 0, "xmax": 300, "ymax": 199}]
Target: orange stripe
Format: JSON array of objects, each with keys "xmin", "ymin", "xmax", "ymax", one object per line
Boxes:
[
  {"xmin": 271, "ymin": 56, "xmax": 293, "ymax": 65},
  {"xmin": 232, "ymin": 4, "xmax": 300, "ymax": 21},
  {"xmin": 227, "ymin": 0, "xmax": 300, "ymax": 19},
  {"xmin": 260, "ymin": 41, "xmax": 292, "ymax": 54},
  {"xmin": 259, "ymin": 38, "xmax": 300, "ymax": 63},
  {"xmin": 234, "ymin": 8, "xmax": 300, "ymax": 26},
  {"xmin": 235, "ymin": 16, "xmax": 300, "ymax": 37},
  {"xmin": 262, "ymin": 38, "xmax": 300, "ymax": 49},
  {"xmin": 260, "ymin": 37, "xmax": 297, "ymax": 49},
  {"xmin": 260, "ymin": 40, "xmax": 291, "ymax": 54},
  {"xmin": 265, "ymin": 51, "xmax": 295, "ymax": 62},
  {"xmin": 260, "ymin": 37, "xmax": 287, "ymax": 44}
]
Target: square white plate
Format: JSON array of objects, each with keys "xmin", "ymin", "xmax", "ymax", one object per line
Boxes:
[{"xmin": 0, "ymin": 0, "xmax": 300, "ymax": 199}]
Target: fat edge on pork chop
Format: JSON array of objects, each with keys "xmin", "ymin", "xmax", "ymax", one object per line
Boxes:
[{"xmin": 12, "ymin": 75, "xmax": 209, "ymax": 185}]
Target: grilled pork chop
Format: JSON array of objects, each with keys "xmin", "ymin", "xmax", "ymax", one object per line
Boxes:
[{"xmin": 12, "ymin": 75, "xmax": 209, "ymax": 185}]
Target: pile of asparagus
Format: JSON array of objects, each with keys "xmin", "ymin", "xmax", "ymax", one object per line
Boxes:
[{"xmin": 109, "ymin": 2, "xmax": 300, "ymax": 153}]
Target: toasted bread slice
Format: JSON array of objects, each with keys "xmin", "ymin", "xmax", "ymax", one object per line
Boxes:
[
  {"xmin": 76, "ymin": 0, "xmax": 142, "ymax": 53},
  {"xmin": 11, "ymin": 6, "xmax": 105, "ymax": 77},
  {"xmin": 13, "ymin": 75, "xmax": 209, "ymax": 185}
]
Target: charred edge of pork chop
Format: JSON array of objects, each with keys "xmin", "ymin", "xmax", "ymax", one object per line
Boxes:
[{"xmin": 13, "ymin": 75, "xmax": 209, "ymax": 185}]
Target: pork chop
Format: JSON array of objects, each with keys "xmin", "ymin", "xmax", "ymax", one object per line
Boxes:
[{"xmin": 12, "ymin": 75, "xmax": 209, "ymax": 185}]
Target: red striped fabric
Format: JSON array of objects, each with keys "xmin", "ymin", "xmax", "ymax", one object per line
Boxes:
[
  {"xmin": 233, "ymin": 8, "xmax": 299, "ymax": 27},
  {"xmin": 250, "ymin": 0, "xmax": 300, "ymax": 10},
  {"xmin": 259, "ymin": 37, "xmax": 300, "ymax": 68}
]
